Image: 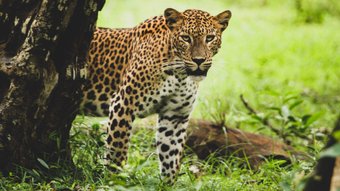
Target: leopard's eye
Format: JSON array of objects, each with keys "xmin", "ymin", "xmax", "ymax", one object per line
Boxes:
[
  {"xmin": 206, "ymin": 35, "xmax": 215, "ymax": 43},
  {"xmin": 180, "ymin": 35, "xmax": 191, "ymax": 43}
]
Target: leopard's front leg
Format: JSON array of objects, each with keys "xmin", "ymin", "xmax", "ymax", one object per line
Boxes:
[
  {"xmin": 157, "ymin": 111, "xmax": 190, "ymax": 183},
  {"xmin": 105, "ymin": 89, "xmax": 133, "ymax": 169}
]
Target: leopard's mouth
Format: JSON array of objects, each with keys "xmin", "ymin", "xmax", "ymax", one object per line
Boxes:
[
  {"xmin": 184, "ymin": 61, "xmax": 210, "ymax": 77},
  {"xmin": 186, "ymin": 68, "xmax": 208, "ymax": 76}
]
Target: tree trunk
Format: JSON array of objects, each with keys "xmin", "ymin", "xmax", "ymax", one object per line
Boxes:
[
  {"xmin": 303, "ymin": 117, "xmax": 340, "ymax": 191},
  {"xmin": 0, "ymin": 0, "xmax": 105, "ymax": 174}
]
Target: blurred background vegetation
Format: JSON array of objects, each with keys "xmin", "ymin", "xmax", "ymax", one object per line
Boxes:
[
  {"xmin": 98, "ymin": 0, "xmax": 340, "ymax": 137},
  {"xmin": 1, "ymin": 0, "xmax": 340, "ymax": 190}
]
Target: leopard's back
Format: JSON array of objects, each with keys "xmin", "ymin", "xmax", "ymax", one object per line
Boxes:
[{"xmin": 81, "ymin": 27, "xmax": 133, "ymax": 116}]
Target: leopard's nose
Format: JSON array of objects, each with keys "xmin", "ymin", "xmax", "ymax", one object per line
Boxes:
[{"xmin": 192, "ymin": 58, "xmax": 206, "ymax": 65}]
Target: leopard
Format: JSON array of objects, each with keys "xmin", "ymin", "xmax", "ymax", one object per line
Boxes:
[{"xmin": 80, "ymin": 8, "xmax": 232, "ymax": 183}]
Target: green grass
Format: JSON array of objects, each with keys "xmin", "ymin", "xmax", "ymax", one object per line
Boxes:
[
  {"xmin": 2, "ymin": 0, "xmax": 340, "ymax": 190},
  {"xmin": 0, "ymin": 123, "xmax": 311, "ymax": 190}
]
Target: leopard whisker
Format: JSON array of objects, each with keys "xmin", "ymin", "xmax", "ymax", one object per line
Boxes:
[{"xmin": 200, "ymin": 63, "xmax": 212, "ymax": 70}]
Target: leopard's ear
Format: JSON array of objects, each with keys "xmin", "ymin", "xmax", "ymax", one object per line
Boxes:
[
  {"xmin": 215, "ymin": 10, "xmax": 232, "ymax": 32},
  {"xmin": 164, "ymin": 8, "xmax": 183, "ymax": 31}
]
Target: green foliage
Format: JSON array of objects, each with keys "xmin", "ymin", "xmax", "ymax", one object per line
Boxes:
[
  {"xmin": 0, "ymin": 117, "xmax": 315, "ymax": 190},
  {"xmin": 294, "ymin": 0, "xmax": 328, "ymax": 23},
  {"xmin": 294, "ymin": 0, "xmax": 340, "ymax": 24},
  {"xmin": 258, "ymin": 94, "xmax": 325, "ymax": 146}
]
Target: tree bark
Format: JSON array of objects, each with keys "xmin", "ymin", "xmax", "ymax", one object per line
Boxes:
[
  {"xmin": 0, "ymin": 0, "xmax": 105, "ymax": 174},
  {"xmin": 303, "ymin": 117, "xmax": 340, "ymax": 191}
]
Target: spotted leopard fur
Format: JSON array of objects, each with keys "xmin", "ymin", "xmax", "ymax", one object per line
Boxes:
[{"xmin": 80, "ymin": 8, "xmax": 232, "ymax": 183}]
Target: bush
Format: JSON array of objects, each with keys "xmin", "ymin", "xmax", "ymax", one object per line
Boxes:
[
  {"xmin": 294, "ymin": 0, "xmax": 340, "ymax": 23},
  {"xmin": 294, "ymin": 0, "xmax": 328, "ymax": 23}
]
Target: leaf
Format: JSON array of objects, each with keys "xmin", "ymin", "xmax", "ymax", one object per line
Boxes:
[
  {"xmin": 301, "ymin": 115, "xmax": 312, "ymax": 125},
  {"xmin": 280, "ymin": 181, "xmax": 292, "ymax": 191},
  {"xmin": 281, "ymin": 105, "xmax": 290, "ymax": 119},
  {"xmin": 305, "ymin": 112, "xmax": 323, "ymax": 127},
  {"xmin": 333, "ymin": 130, "xmax": 340, "ymax": 142},
  {"xmin": 288, "ymin": 116, "xmax": 296, "ymax": 122},
  {"xmin": 37, "ymin": 158, "xmax": 49, "ymax": 169},
  {"xmin": 320, "ymin": 143, "xmax": 340, "ymax": 158},
  {"xmin": 32, "ymin": 169, "xmax": 41, "ymax": 177},
  {"xmin": 289, "ymin": 100, "xmax": 303, "ymax": 110},
  {"xmin": 251, "ymin": 115, "xmax": 262, "ymax": 122},
  {"xmin": 287, "ymin": 124, "xmax": 297, "ymax": 130},
  {"xmin": 267, "ymin": 107, "xmax": 281, "ymax": 112},
  {"xmin": 92, "ymin": 123, "xmax": 101, "ymax": 131},
  {"xmin": 283, "ymin": 94, "xmax": 299, "ymax": 104}
]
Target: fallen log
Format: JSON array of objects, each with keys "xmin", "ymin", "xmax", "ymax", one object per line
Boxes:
[{"xmin": 186, "ymin": 119, "xmax": 307, "ymax": 168}]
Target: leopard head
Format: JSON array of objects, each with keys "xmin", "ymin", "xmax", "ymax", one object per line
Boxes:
[{"xmin": 164, "ymin": 8, "xmax": 231, "ymax": 81}]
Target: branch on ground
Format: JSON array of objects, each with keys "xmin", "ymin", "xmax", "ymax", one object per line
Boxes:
[{"xmin": 240, "ymin": 94, "xmax": 314, "ymax": 144}]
